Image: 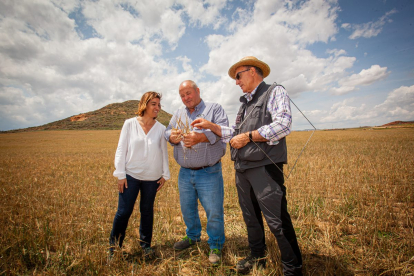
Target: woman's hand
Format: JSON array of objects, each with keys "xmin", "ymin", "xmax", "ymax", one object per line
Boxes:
[
  {"xmin": 118, "ymin": 178, "xmax": 128, "ymax": 193},
  {"xmin": 157, "ymin": 177, "xmax": 166, "ymax": 191}
]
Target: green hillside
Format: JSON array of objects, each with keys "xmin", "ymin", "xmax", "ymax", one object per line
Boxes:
[{"xmin": 6, "ymin": 100, "xmax": 172, "ymax": 132}]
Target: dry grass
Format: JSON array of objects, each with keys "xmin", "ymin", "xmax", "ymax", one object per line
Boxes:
[{"xmin": 0, "ymin": 128, "xmax": 413, "ymax": 275}]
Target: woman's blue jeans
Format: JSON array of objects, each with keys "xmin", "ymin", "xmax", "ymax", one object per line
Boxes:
[
  {"xmin": 178, "ymin": 162, "xmax": 225, "ymax": 250},
  {"xmin": 110, "ymin": 174, "xmax": 159, "ymax": 249}
]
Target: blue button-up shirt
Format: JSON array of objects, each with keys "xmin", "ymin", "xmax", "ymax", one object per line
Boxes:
[{"xmin": 165, "ymin": 100, "xmax": 229, "ymax": 168}]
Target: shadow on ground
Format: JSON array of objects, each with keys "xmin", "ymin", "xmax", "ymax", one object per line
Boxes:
[{"xmin": 118, "ymin": 237, "xmax": 354, "ymax": 275}]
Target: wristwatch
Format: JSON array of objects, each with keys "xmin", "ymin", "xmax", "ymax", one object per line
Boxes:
[{"xmin": 249, "ymin": 131, "xmax": 252, "ymax": 140}]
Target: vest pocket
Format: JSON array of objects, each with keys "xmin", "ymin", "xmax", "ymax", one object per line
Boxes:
[
  {"xmin": 251, "ymin": 105, "xmax": 262, "ymax": 118},
  {"xmin": 230, "ymin": 146, "xmax": 237, "ymax": 161},
  {"xmin": 238, "ymin": 144, "xmax": 265, "ymax": 161}
]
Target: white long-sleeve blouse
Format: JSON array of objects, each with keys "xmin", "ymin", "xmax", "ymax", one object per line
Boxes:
[{"xmin": 113, "ymin": 117, "xmax": 170, "ymax": 181}]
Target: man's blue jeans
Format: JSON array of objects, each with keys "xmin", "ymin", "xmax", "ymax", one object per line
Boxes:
[
  {"xmin": 178, "ymin": 162, "xmax": 225, "ymax": 250},
  {"xmin": 110, "ymin": 174, "xmax": 159, "ymax": 249}
]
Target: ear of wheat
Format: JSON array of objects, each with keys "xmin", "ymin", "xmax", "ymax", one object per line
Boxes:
[{"xmin": 171, "ymin": 112, "xmax": 197, "ymax": 158}]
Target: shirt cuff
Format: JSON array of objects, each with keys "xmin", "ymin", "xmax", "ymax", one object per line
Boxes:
[
  {"xmin": 113, "ymin": 172, "xmax": 126, "ymax": 180},
  {"xmin": 220, "ymin": 126, "xmax": 234, "ymax": 143},
  {"xmin": 257, "ymin": 126, "xmax": 280, "ymax": 145},
  {"xmin": 203, "ymin": 130, "xmax": 218, "ymax": 144}
]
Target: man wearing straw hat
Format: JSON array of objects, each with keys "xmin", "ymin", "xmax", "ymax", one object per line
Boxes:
[
  {"xmin": 165, "ymin": 80, "xmax": 229, "ymax": 265},
  {"xmin": 191, "ymin": 57, "xmax": 302, "ymax": 275}
]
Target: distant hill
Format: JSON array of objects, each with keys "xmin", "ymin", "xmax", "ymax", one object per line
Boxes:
[
  {"xmin": 380, "ymin": 121, "xmax": 414, "ymax": 127},
  {"xmin": 4, "ymin": 100, "xmax": 172, "ymax": 132}
]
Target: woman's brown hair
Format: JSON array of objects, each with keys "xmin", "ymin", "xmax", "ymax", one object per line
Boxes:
[{"xmin": 136, "ymin": 91, "xmax": 162, "ymax": 117}]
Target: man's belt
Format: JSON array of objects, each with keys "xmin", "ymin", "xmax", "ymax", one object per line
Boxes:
[{"xmin": 188, "ymin": 160, "xmax": 221, "ymax": 171}]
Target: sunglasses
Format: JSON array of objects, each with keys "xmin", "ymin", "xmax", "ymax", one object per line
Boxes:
[{"xmin": 235, "ymin": 69, "xmax": 250, "ymax": 80}]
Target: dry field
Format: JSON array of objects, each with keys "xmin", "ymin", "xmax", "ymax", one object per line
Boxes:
[{"xmin": 0, "ymin": 128, "xmax": 413, "ymax": 275}]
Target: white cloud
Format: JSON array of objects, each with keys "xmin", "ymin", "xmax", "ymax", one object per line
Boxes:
[
  {"xmin": 201, "ymin": 0, "xmax": 342, "ymax": 90},
  {"xmin": 331, "ymin": 65, "xmax": 390, "ymax": 95},
  {"xmin": 321, "ymin": 98, "xmax": 374, "ymax": 123},
  {"xmin": 344, "ymin": 65, "xmax": 390, "ymax": 86},
  {"xmin": 82, "ymin": 0, "xmax": 181, "ymax": 47},
  {"xmin": 0, "ymin": 0, "xmax": 409, "ymax": 131},
  {"xmin": 0, "ymin": 0, "xmax": 194, "ymax": 130},
  {"xmin": 204, "ymin": 34, "xmax": 226, "ymax": 49},
  {"xmin": 313, "ymin": 85, "xmax": 414, "ymax": 128},
  {"xmin": 343, "ymin": 9, "xmax": 397, "ymax": 40},
  {"xmin": 178, "ymin": 0, "xmax": 228, "ymax": 29},
  {"xmin": 228, "ymin": 5, "xmax": 252, "ymax": 32},
  {"xmin": 269, "ymin": 0, "xmax": 340, "ymax": 45},
  {"xmin": 51, "ymin": 0, "xmax": 80, "ymax": 13},
  {"xmin": 375, "ymin": 85, "xmax": 414, "ymax": 118},
  {"xmin": 326, "ymin": 48, "xmax": 347, "ymax": 57},
  {"xmin": 160, "ymin": 9, "xmax": 186, "ymax": 49},
  {"xmin": 0, "ymin": 0, "xmax": 359, "ymax": 130}
]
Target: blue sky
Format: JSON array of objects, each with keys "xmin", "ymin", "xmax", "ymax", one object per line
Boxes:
[{"xmin": 0, "ymin": 0, "xmax": 413, "ymax": 131}]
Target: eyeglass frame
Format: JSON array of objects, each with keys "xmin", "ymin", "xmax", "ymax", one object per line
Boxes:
[{"xmin": 235, "ymin": 68, "xmax": 251, "ymax": 80}]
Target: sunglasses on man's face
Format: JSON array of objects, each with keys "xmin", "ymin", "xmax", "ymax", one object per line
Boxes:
[{"xmin": 235, "ymin": 69, "xmax": 250, "ymax": 80}]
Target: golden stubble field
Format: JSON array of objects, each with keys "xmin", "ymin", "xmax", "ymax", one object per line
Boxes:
[{"xmin": 0, "ymin": 128, "xmax": 413, "ymax": 275}]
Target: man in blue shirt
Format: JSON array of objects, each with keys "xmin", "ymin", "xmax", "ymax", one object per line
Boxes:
[{"xmin": 165, "ymin": 80, "xmax": 229, "ymax": 265}]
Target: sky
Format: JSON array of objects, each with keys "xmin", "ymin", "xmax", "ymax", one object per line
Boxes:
[{"xmin": 0, "ymin": 0, "xmax": 413, "ymax": 131}]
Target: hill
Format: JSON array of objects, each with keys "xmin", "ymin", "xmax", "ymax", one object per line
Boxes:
[
  {"xmin": 380, "ymin": 120, "xmax": 414, "ymax": 127},
  {"xmin": 4, "ymin": 100, "xmax": 172, "ymax": 132}
]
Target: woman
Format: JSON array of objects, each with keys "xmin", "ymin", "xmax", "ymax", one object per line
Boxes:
[{"xmin": 110, "ymin": 91, "xmax": 170, "ymax": 259}]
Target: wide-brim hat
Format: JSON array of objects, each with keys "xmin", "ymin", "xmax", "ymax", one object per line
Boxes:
[{"xmin": 228, "ymin": 56, "xmax": 270, "ymax": 79}]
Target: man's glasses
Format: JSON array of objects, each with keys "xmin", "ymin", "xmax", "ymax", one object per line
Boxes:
[{"xmin": 235, "ymin": 69, "xmax": 250, "ymax": 80}]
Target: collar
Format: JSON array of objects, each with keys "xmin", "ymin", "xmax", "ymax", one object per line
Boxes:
[
  {"xmin": 244, "ymin": 81, "xmax": 264, "ymax": 103},
  {"xmin": 185, "ymin": 99, "xmax": 205, "ymax": 113}
]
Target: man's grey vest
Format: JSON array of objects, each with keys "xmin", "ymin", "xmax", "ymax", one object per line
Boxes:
[{"xmin": 231, "ymin": 81, "xmax": 287, "ymax": 172}]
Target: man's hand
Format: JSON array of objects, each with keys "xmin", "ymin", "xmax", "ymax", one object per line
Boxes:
[
  {"xmin": 169, "ymin": 129, "xmax": 183, "ymax": 144},
  {"xmin": 230, "ymin": 130, "xmax": 268, "ymax": 149},
  {"xmin": 191, "ymin": 118, "xmax": 222, "ymax": 137},
  {"xmin": 183, "ymin": 131, "xmax": 207, "ymax": 148},
  {"xmin": 230, "ymin": 133, "xmax": 250, "ymax": 149},
  {"xmin": 191, "ymin": 118, "xmax": 213, "ymax": 130}
]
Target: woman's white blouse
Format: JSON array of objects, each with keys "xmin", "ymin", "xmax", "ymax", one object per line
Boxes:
[{"xmin": 113, "ymin": 117, "xmax": 170, "ymax": 181}]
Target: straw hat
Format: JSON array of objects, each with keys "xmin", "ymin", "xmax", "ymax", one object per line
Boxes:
[{"xmin": 228, "ymin": 56, "xmax": 270, "ymax": 79}]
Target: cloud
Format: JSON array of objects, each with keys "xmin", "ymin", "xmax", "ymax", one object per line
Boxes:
[
  {"xmin": 326, "ymin": 48, "xmax": 347, "ymax": 57},
  {"xmin": 344, "ymin": 65, "xmax": 390, "ymax": 86},
  {"xmin": 0, "ymin": 0, "xmax": 406, "ymax": 131},
  {"xmin": 0, "ymin": 0, "xmax": 359, "ymax": 130},
  {"xmin": 315, "ymin": 85, "xmax": 414, "ymax": 128},
  {"xmin": 178, "ymin": 0, "xmax": 228, "ymax": 29},
  {"xmin": 201, "ymin": 0, "xmax": 342, "ymax": 87},
  {"xmin": 0, "ymin": 0, "xmax": 192, "ymax": 130},
  {"xmin": 331, "ymin": 65, "xmax": 390, "ymax": 95},
  {"xmin": 375, "ymin": 85, "xmax": 414, "ymax": 118},
  {"xmin": 81, "ymin": 0, "xmax": 186, "ymax": 48},
  {"xmin": 320, "ymin": 98, "xmax": 374, "ymax": 123},
  {"xmin": 342, "ymin": 9, "xmax": 397, "ymax": 39}
]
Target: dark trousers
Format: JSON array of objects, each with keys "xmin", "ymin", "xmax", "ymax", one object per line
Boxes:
[
  {"xmin": 110, "ymin": 174, "xmax": 159, "ymax": 249},
  {"xmin": 235, "ymin": 163, "xmax": 302, "ymax": 276}
]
